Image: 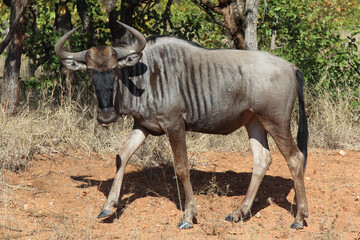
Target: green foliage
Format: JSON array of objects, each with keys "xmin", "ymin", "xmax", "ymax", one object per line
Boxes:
[
  {"xmin": 12, "ymin": 0, "xmax": 226, "ymax": 93},
  {"xmin": 23, "ymin": 1, "xmax": 59, "ymax": 89},
  {"xmin": 134, "ymin": 0, "xmax": 226, "ymax": 48},
  {"xmin": 169, "ymin": 0, "xmax": 227, "ymax": 48},
  {"xmin": 258, "ymin": 0, "xmax": 360, "ymax": 105},
  {"xmin": 1, "ymin": 0, "xmax": 358, "ymax": 109},
  {"xmin": 0, "ymin": 1, "xmax": 10, "ymax": 57},
  {"xmin": 21, "ymin": 0, "xmax": 109, "ymax": 91}
]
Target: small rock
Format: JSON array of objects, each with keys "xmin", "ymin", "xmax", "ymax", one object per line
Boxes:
[
  {"xmin": 24, "ymin": 204, "xmax": 29, "ymax": 210},
  {"xmin": 229, "ymin": 229, "xmax": 239, "ymax": 235},
  {"xmin": 49, "ymin": 201, "xmax": 54, "ymax": 206},
  {"xmin": 338, "ymin": 150, "xmax": 346, "ymax": 156},
  {"xmin": 255, "ymin": 212, "xmax": 261, "ymax": 218}
]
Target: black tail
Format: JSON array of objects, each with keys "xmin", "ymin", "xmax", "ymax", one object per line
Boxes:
[{"xmin": 295, "ymin": 70, "xmax": 309, "ymax": 170}]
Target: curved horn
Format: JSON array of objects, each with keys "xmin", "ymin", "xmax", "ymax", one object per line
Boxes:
[
  {"xmin": 55, "ymin": 26, "xmax": 88, "ymax": 62},
  {"xmin": 114, "ymin": 21, "xmax": 146, "ymax": 59}
]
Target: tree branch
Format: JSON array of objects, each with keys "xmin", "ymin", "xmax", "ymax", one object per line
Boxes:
[
  {"xmin": 200, "ymin": 0, "xmax": 223, "ymax": 14},
  {"xmin": 153, "ymin": 0, "xmax": 175, "ymax": 35},
  {"xmin": 191, "ymin": 0, "xmax": 226, "ymax": 27},
  {"xmin": 0, "ymin": 0, "xmax": 29, "ymax": 55}
]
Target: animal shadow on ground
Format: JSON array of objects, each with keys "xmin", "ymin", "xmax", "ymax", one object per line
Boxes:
[{"xmin": 71, "ymin": 165, "xmax": 295, "ymax": 224}]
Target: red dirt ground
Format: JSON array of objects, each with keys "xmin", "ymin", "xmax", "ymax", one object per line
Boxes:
[{"xmin": 1, "ymin": 149, "xmax": 360, "ymax": 239}]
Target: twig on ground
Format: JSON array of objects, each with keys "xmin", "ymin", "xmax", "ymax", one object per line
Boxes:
[{"xmin": 0, "ymin": 223, "xmax": 22, "ymax": 232}]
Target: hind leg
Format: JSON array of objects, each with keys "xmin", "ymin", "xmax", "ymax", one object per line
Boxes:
[
  {"xmin": 261, "ymin": 119, "xmax": 308, "ymax": 229},
  {"xmin": 226, "ymin": 116, "xmax": 272, "ymax": 222}
]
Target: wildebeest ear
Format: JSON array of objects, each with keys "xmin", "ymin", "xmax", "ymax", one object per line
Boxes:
[
  {"xmin": 61, "ymin": 59, "xmax": 87, "ymax": 71},
  {"xmin": 118, "ymin": 53, "xmax": 142, "ymax": 67}
]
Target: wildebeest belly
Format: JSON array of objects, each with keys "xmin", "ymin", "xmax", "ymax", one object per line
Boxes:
[{"xmin": 184, "ymin": 109, "xmax": 254, "ymax": 135}]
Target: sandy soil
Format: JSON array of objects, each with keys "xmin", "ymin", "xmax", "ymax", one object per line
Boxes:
[{"xmin": 1, "ymin": 149, "xmax": 360, "ymax": 239}]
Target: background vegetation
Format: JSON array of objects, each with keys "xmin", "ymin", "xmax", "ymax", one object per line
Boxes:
[{"xmin": 0, "ymin": 0, "xmax": 359, "ymax": 172}]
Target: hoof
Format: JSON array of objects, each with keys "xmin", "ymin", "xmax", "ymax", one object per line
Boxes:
[
  {"xmin": 97, "ymin": 210, "xmax": 112, "ymax": 218},
  {"xmin": 225, "ymin": 212, "xmax": 249, "ymax": 222},
  {"xmin": 225, "ymin": 214, "xmax": 234, "ymax": 222},
  {"xmin": 177, "ymin": 220, "xmax": 193, "ymax": 229},
  {"xmin": 290, "ymin": 222, "xmax": 304, "ymax": 230}
]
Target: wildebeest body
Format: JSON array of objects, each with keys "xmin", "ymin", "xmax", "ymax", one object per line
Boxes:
[
  {"xmin": 55, "ymin": 22, "xmax": 309, "ymax": 230},
  {"xmin": 120, "ymin": 37, "xmax": 297, "ymax": 136}
]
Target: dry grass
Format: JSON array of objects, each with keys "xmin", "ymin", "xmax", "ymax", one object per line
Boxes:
[
  {"xmin": 306, "ymin": 87, "xmax": 360, "ymax": 150},
  {"xmin": 1, "ymin": 86, "xmax": 359, "ymax": 172},
  {"xmin": 0, "ymin": 93, "xmax": 180, "ymax": 171},
  {"xmin": 0, "ymin": 100, "xmax": 249, "ymax": 172}
]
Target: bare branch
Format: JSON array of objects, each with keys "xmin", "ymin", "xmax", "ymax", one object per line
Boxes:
[
  {"xmin": 199, "ymin": 0, "xmax": 223, "ymax": 14},
  {"xmin": 191, "ymin": 0, "xmax": 226, "ymax": 27},
  {"xmin": 154, "ymin": 0, "xmax": 174, "ymax": 34},
  {"xmin": 167, "ymin": 17, "xmax": 175, "ymax": 36},
  {"xmin": 0, "ymin": 0, "xmax": 29, "ymax": 54},
  {"xmin": 136, "ymin": 1, "xmax": 157, "ymax": 19},
  {"xmin": 163, "ymin": 0, "xmax": 173, "ymax": 34}
]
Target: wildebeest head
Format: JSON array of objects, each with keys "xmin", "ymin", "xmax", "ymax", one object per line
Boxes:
[{"xmin": 55, "ymin": 22, "xmax": 146, "ymax": 126}]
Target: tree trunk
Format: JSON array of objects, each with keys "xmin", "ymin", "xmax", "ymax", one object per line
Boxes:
[
  {"xmin": 105, "ymin": 0, "xmax": 122, "ymax": 46},
  {"xmin": 270, "ymin": 18, "xmax": 278, "ymax": 52},
  {"xmin": 191, "ymin": 0, "xmax": 246, "ymax": 49},
  {"xmin": 221, "ymin": 1, "xmax": 245, "ymax": 49},
  {"xmin": 106, "ymin": 0, "xmax": 141, "ymax": 46},
  {"xmin": 244, "ymin": 0, "xmax": 259, "ymax": 50},
  {"xmin": 119, "ymin": 0, "xmax": 140, "ymax": 45},
  {"xmin": 77, "ymin": 0, "xmax": 95, "ymax": 47},
  {"xmin": 1, "ymin": 0, "xmax": 26, "ymax": 116},
  {"xmin": 192, "ymin": 0, "xmax": 259, "ymax": 50},
  {"xmin": 55, "ymin": 0, "xmax": 74, "ymax": 102}
]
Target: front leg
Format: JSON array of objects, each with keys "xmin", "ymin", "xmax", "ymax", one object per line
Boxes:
[
  {"xmin": 97, "ymin": 126, "xmax": 148, "ymax": 218},
  {"xmin": 166, "ymin": 124, "xmax": 197, "ymax": 229}
]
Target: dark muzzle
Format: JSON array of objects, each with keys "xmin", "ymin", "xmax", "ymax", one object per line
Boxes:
[{"xmin": 97, "ymin": 107, "xmax": 118, "ymax": 126}]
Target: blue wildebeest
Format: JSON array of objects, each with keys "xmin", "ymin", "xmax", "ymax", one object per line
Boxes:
[{"xmin": 55, "ymin": 22, "xmax": 309, "ymax": 229}]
